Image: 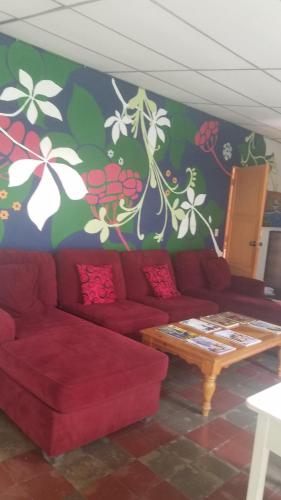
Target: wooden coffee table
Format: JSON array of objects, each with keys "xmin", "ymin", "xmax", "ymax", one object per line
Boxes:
[{"xmin": 141, "ymin": 320, "xmax": 281, "ymax": 416}]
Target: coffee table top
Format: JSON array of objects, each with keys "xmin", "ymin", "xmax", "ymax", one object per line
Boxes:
[{"xmin": 141, "ymin": 317, "xmax": 281, "ymax": 369}]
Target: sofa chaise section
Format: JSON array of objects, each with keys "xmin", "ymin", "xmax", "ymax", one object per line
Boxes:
[
  {"xmin": 0, "ymin": 317, "xmax": 168, "ymax": 456},
  {"xmin": 55, "ymin": 248, "xmax": 168, "ymax": 336}
]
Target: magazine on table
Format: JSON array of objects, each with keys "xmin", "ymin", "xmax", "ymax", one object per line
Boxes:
[
  {"xmin": 179, "ymin": 318, "xmax": 220, "ymax": 334},
  {"xmin": 201, "ymin": 313, "xmax": 240, "ymax": 328},
  {"xmin": 218, "ymin": 312, "xmax": 254, "ymax": 324},
  {"xmin": 157, "ymin": 325, "xmax": 198, "ymax": 340},
  {"xmin": 247, "ymin": 320, "xmax": 281, "ymax": 334},
  {"xmin": 187, "ymin": 336, "xmax": 236, "ymax": 355},
  {"xmin": 213, "ymin": 329, "xmax": 261, "ymax": 347}
]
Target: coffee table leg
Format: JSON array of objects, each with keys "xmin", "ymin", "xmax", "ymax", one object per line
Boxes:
[
  {"xmin": 278, "ymin": 347, "xmax": 281, "ymax": 378},
  {"xmin": 203, "ymin": 374, "xmax": 217, "ymax": 417}
]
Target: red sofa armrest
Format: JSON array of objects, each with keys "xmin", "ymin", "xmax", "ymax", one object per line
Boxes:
[
  {"xmin": 0, "ymin": 308, "xmax": 16, "ymax": 343},
  {"xmin": 230, "ymin": 275, "xmax": 265, "ymax": 297}
]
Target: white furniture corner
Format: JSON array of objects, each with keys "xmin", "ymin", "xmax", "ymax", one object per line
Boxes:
[{"xmin": 246, "ymin": 382, "xmax": 281, "ymax": 500}]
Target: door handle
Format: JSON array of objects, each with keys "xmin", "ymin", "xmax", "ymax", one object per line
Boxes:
[{"xmin": 249, "ymin": 241, "xmax": 263, "ymax": 247}]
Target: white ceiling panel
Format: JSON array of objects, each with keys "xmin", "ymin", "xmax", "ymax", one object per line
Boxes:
[
  {"xmin": 0, "ymin": 0, "xmax": 58, "ymax": 17},
  {"xmin": 226, "ymin": 106, "xmax": 281, "ymax": 123},
  {"xmin": 149, "ymin": 71, "xmax": 255, "ymax": 105},
  {"xmin": 75, "ymin": 0, "xmax": 251, "ymax": 69},
  {"xmin": 0, "ymin": 20, "xmax": 132, "ymax": 72},
  {"xmin": 202, "ymin": 70, "xmax": 281, "ymax": 107},
  {"xmin": 154, "ymin": 0, "xmax": 281, "ymax": 68},
  {"xmin": 54, "ymin": 0, "xmax": 96, "ymax": 4},
  {"xmin": 29, "ymin": 9, "xmax": 183, "ymax": 71},
  {"xmin": 189, "ymin": 104, "xmax": 256, "ymax": 125},
  {"xmin": 109, "ymin": 72, "xmax": 208, "ymax": 104},
  {"xmin": 0, "ymin": 11, "xmax": 13, "ymax": 22}
]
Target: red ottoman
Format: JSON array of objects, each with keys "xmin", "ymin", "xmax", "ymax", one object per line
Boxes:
[{"xmin": 0, "ymin": 320, "xmax": 168, "ymax": 457}]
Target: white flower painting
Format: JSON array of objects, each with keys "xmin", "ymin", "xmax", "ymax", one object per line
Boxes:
[
  {"xmin": 0, "ymin": 69, "xmax": 63, "ymax": 124},
  {"xmin": 8, "ymin": 136, "xmax": 87, "ymax": 230}
]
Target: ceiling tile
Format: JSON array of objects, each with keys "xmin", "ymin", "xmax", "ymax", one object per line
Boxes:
[
  {"xmin": 0, "ymin": 11, "xmax": 13, "ymax": 22},
  {"xmin": 0, "ymin": 0, "xmax": 58, "ymax": 17},
  {"xmin": 55, "ymin": 0, "xmax": 96, "ymax": 4},
  {"xmin": 226, "ymin": 106, "xmax": 281, "ymax": 127},
  {"xmin": 1, "ymin": 20, "xmax": 132, "ymax": 72},
  {"xmin": 154, "ymin": 0, "xmax": 281, "ymax": 68},
  {"xmin": 148, "ymin": 71, "xmax": 255, "ymax": 105},
  {"xmin": 109, "ymin": 72, "xmax": 208, "ymax": 103},
  {"xmin": 29, "ymin": 9, "xmax": 183, "ymax": 70},
  {"xmin": 75, "ymin": 0, "xmax": 251, "ymax": 69},
  {"xmin": 201, "ymin": 70, "xmax": 281, "ymax": 106},
  {"xmin": 188, "ymin": 103, "xmax": 256, "ymax": 125}
]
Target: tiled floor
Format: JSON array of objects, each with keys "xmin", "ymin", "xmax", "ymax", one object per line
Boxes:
[{"xmin": 0, "ymin": 349, "xmax": 281, "ymax": 499}]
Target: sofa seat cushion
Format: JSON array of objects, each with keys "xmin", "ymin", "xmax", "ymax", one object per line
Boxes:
[
  {"xmin": 62, "ymin": 300, "xmax": 169, "ymax": 336},
  {"xmin": 182, "ymin": 288, "xmax": 281, "ymax": 325},
  {"xmin": 0, "ymin": 324, "xmax": 168, "ymax": 413},
  {"xmin": 137, "ymin": 295, "xmax": 218, "ymax": 322},
  {"xmin": 14, "ymin": 308, "xmax": 91, "ymax": 340}
]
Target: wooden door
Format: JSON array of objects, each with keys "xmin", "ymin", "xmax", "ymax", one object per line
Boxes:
[{"xmin": 224, "ymin": 164, "xmax": 269, "ymax": 277}]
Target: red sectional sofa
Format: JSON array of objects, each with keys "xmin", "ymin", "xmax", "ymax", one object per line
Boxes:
[
  {"xmin": 0, "ymin": 250, "xmax": 168, "ymax": 457},
  {"xmin": 0, "ymin": 246, "xmax": 280, "ymax": 458},
  {"xmin": 173, "ymin": 249, "xmax": 281, "ymax": 325}
]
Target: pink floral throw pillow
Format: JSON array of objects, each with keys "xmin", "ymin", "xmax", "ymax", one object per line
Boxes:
[
  {"xmin": 143, "ymin": 264, "xmax": 180, "ymax": 299},
  {"xmin": 77, "ymin": 264, "xmax": 117, "ymax": 305}
]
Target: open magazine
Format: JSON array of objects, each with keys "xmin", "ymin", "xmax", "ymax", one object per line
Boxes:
[
  {"xmin": 187, "ymin": 336, "xmax": 236, "ymax": 355},
  {"xmin": 213, "ymin": 329, "xmax": 261, "ymax": 347},
  {"xmin": 202, "ymin": 313, "xmax": 240, "ymax": 328},
  {"xmin": 202, "ymin": 312, "xmax": 253, "ymax": 328},
  {"xmin": 157, "ymin": 325, "xmax": 198, "ymax": 340},
  {"xmin": 179, "ymin": 318, "xmax": 220, "ymax": 334},
  {"xmin": 247, "ymin": 320, "xmax": 281, "ymax": 334}
]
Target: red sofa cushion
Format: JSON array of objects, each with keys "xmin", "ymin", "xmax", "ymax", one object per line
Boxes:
[
  {"xmin": 202, "ymin": 257, "xmax": 232, "ymax": 291},
  {"xmin": 143, "ymin": 264, "xmax": 180, "ymax": 299},
  {"xmin": 0, "ymin": 263, "xmax": 43, "ymax": 317},
  {"xmin": 0, "ymin": 321, "xmax": 168, "ymax": 413},
  {"xmin": 56, "ymin": 249, "xmax": 127, "ymax": 304},
  {"xmin": 60, "ymin": 300, "xmax": 169, "ymax": 337},
  {"xmin": 0, "ymin": 250, "xmax": 57, "ymax": 306},
  {"xmin": 172, "ymin": 249, "xmax": 216, "ymax": 291},
  {"xmin": 182, "ymin": 287, "xmax": 281, "ymax": 325},
  {"xmin": 138, "ymin": 295, "xmax": 218, "ymax": 322},
  {"xmin": 121, "ymin": 249, "xmax": 177, "ymax": 300},
  {"xmin": 77, "ymin": 264, "xmax": 117, "ymax": 305},
  {"xmin": 0, "ymin": 308, "xmax": 15, "ymax": 343}
]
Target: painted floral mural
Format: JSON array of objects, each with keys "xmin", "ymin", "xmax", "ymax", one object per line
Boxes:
[{"xmin": 0, "ymin": 33, "xmax": 275, "ymax": 251}]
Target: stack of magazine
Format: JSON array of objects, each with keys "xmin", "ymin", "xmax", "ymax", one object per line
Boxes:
[
  {"xmin": 213, "ymin": 329, "xmax": 261, "ymax": 347},
  {"xmin": 157, "ymin": 325, "xmax": 198, "ymax": 340},
  {"xmin": 157, "ymin": 322, "xmax": 237, "ymax": 355},
  {"xmin": 201, "ymin": 312, "xmax": 253, "ymax": 328},
  {"xmin": 187, "ymin": 336, "xmax": 236, "ymax": 355},
  {"xmin": 247, "ymin": 320, "xmax": 281, "ymax": 334},
  {"xmin": 179, "ymin": 318, "xmax": 220, "ymax": 333}
]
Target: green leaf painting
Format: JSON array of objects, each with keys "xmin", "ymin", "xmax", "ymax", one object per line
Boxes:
[
  {"xmin": 67, "ymin": 84, "xmax": 105, "ymax": 147},
  {"xmin": 51, "ymin": 195, "xmax": 91, "ymax": 248},
  {"xmin": 8, "ymin": 41, "xmax": 43, "ymax": 82}
]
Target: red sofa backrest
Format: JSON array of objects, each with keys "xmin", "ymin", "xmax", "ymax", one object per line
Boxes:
[
  {"xmin": 55, "ymin": 249, "xmax": 127, "ymax": 304},
  {"xmin": 172, "ymin": 249, "xmax": 216, "ymax": 292},
  {"xmin": 0, "ymin": 249, "xmax": 57, "ymax": 306},
  {"xmin": 121, "ymin": 249, "xmax": 176, "ymax": 300}
]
